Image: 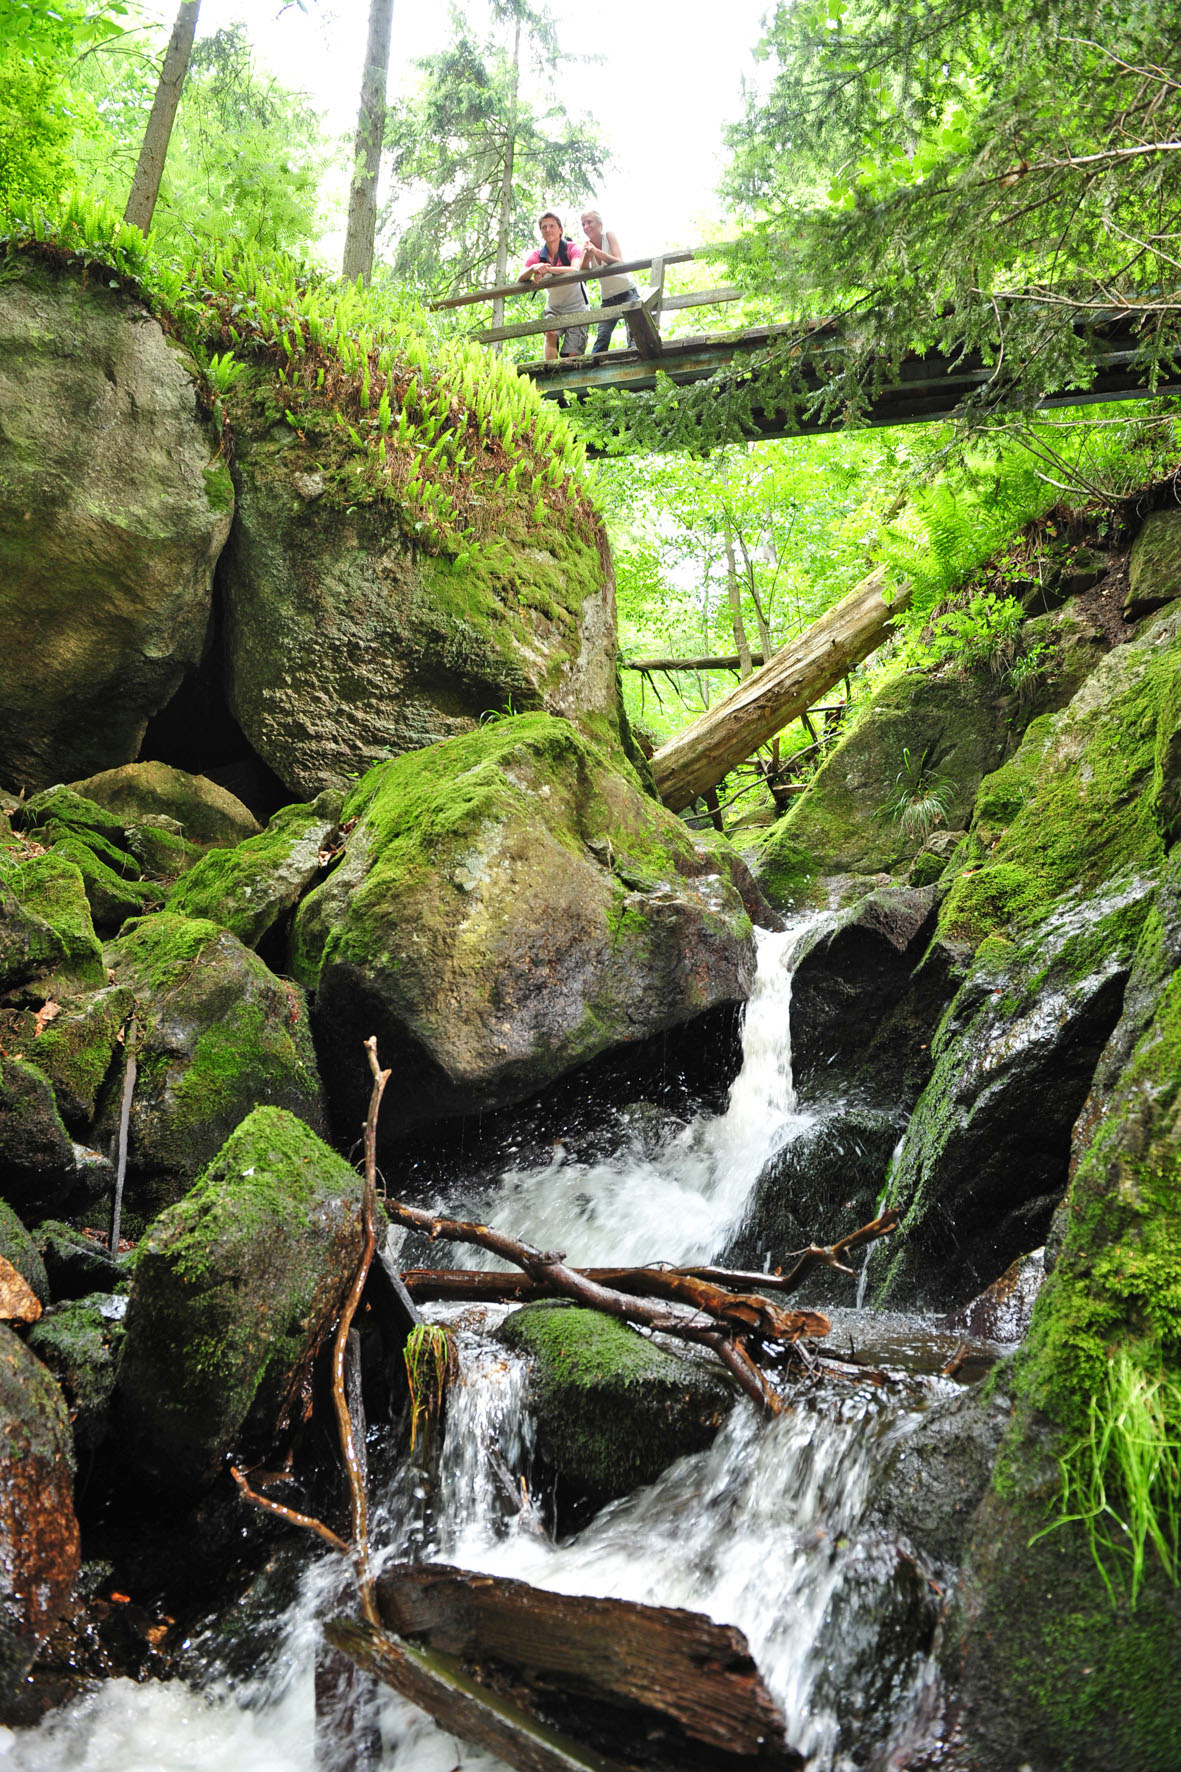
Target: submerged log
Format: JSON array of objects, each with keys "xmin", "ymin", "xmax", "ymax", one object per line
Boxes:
[
  {"xmin": 650, "ymin": 570, "xmax": 912, "ymax": 811},
  {"xmin": 328, "ymin": 1562, "xmax": 804, "ymax": 1772}
]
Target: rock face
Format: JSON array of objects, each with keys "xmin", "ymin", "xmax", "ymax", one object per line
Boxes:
[
  {"xmin": 102, "ymin": 913, "xmax": 326, "ymax": 1223},
  {"xmin": 219, "ymin": 429, "xmax": 624, "ymax": 798},
  {"xmin": 0, "ymin": 267, "xmax": 232, "ymax": 793},
  {"xmin": 292, "ymin": 714, "xmax": 755, "ymax": 1140},
  {"xmin": 498, "ymin": 1303, "xmax": 733, "ymax": 1513},
  {"xmin": 0, "ymin": 1325, "xmax": 80, "ymax": 1719},
  {"xmin": 115, "ymin": 1108, "xmax": 364, "ymax": 1493},
  {"xmin": 1125, "ymin": 505, "xmax": 1181, "ymax": 619}
]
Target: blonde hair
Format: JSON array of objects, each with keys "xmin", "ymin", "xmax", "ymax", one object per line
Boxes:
[{"xmin": 581, "ymin": 208, "xmax": 603, "ymax": 224}]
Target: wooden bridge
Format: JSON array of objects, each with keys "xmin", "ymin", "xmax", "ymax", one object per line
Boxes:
[{"xmin": 431, "ymin": 247, "xmax": 1181, "ymax": 439}]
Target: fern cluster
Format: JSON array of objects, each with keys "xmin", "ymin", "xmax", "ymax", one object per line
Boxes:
[{"xmin": 1, "ymin": 193, "xmax": 596, "ymax": 562}]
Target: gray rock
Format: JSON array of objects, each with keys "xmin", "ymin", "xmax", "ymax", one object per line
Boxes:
[
  {"xmin": 0, "ymin": 267, "xmax": 231, "ymax": 793},
  {"xmin": 220, "ymin": 431, "xmax": 624, "ymax": 798},
  {"xmin": 100, "ymin": 913, "xmax": 326, "ymax": 1225},
  {"xmin": 1125, "ymin": 506, "xmax": 1181, "ymax": 619},
  {"xmin": 115, "ymin": 1108, "xmax": 364, "ymax": 1493}
]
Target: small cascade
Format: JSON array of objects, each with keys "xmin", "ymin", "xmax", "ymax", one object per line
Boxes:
[{"xmin": 457, "ymin": 918, "xmax": 827, "ymax": 1270}]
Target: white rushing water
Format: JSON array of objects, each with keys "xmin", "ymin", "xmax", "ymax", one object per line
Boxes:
[{"xmin": 4, "ymin": 912, "xmax": 948, "ymax": 1772}]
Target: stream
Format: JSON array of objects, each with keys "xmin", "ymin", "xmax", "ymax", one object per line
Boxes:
[{"xmin": 1, "ymin": 922, "xmax": 1004, "ymax": 1772}]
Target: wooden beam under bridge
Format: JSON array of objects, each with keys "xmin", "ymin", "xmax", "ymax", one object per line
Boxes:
[{"xmin": 521, "ymin": 313, "xmax": 1181, "ymax": 441}]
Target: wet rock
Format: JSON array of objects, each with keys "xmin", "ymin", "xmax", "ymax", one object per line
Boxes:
[
  {"xmin": 788, "ymin": 885, "xmax": 940, "ymax": 1098},
  {"xmin": 220, "ymin": 430, "xmax": 624, "ymax": 798},
  {"xmin": 0, "ymin": 267, "xmax": 231, "ymax": 794},
  {"xmin": 499, "ymin": 1303, "xmax": 733, "ymax": 1516},
  {"xmin": 0, "ymin": 1201, "xmax": 48, "ymax": 1307},
  {"xmin": 947, "ymin": 1249, "xmax": 1046, "ymax": 1343},
  {"xmin": 878, "ymin": 879, "xmax": 1152, "ymax": 1306},
  {"xmin": 0, "ymin": 1325, "xmax": 80, "ymax": 1721},
  {"xmin": 167, "ymin": 789, "xmax": 342, "ymax": 948},
  {"xmin": 1125, "ymin": 506, "xmax": 1181, "ymax": 619},
  {"xmin": 873, "ymin": 1381, "xmax": 1013, "ymax": 1575},
  {"xmin": 67, "ymin": 762, "xmax": 260, "ymax": 850},
  {"xmin": 100, "ymin": 913, "xmax": 326, "ymax": 1224},
  {"xmin": 35, "ymin": 1221, "xmax": 125, "ymax": 1302},
  {"xmin": 293, "ymin": 715, "xmax": 755, "ymax": 1142},
  {"xmin": 724, "ymin": 1107, "xmax": 905, "ymax": 1287},
  {"xmin": 0, "ymin": 851, "xmax": 105, "ymax": 1001},
  {"xmin": 28, "ymin": 1294, "xmax": 124, "ymax": 1453},
  {"xmin": 115, "ymin": 1107, "xmax": 364, "ymax": 1494}
]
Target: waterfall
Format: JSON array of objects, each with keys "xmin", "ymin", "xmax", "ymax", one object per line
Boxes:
[{"xmin": 5, "ymin": 910, "xmax": 954, "ymax": 1772}]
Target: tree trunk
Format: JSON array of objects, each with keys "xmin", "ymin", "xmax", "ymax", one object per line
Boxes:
[
  {"xmin": 123, "ymin": 1, "xmax": 201, "ymax": 235},
  {"xmin": 341, "ymin": 0, "xmax": 396, "ymax": 286},
  {"xmin": 491, "ymin": 10, "xmax": 522, "ymax": 335},
  {"xmin": 723, "ymin": 518, "xmax": 754, "ymax": 677},
  {"xmin": 651, "ymin": 569, "xmax": 911, "ymax": 812}
]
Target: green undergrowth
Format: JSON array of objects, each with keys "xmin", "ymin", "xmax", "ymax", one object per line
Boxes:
[{"xmin": 0, "ymin": 193, "xmax": 598, "ymax": 563}]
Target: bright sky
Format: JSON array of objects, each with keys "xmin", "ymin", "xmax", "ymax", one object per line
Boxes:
[{"xmin": 187, "ymin": 0, "xmax": 771, "ymax": 267}]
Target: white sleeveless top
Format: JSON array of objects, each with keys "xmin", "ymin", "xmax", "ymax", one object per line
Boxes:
[{"xmin": 596, "ymin": 234, "xmax": 633, "ymax": 298}]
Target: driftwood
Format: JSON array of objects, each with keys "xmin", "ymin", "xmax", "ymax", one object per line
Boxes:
[
  {"xmin": 325, "ymin": 1562, "xmax": 804, "ymax": 1772},
  {"xmin": 650, "ymin": 570, "xmax": 912, "ymax": 811}
]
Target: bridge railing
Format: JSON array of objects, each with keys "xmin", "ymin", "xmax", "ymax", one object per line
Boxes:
[{"xmin": 428, "ymin": 245, "xmax": 739, "ymax": 360}]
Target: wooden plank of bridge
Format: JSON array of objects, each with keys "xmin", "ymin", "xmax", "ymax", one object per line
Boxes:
[{"xmin": 650, "ymin": 568, "xmax": 912, "ymax": 812}]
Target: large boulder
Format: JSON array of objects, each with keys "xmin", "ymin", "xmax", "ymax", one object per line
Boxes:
[
  {"xmin": 0, "ymin": 266, "xmax": 232, "ymax": 793},
  {"xmin": 101, "ymin": 913, "xmax": 326, "ymax": 1224},
  {"xmin": 219, "ymin": 427, "xmax": 624, "ymax": 798},
  {"xmin": 167, "ymin": 790, "xmax": 342, "ymax": 948},
  {"xmin": 115, "ymin": 1108, "xmax": 364, "ymax": 1493},
  {"xmin": 292, "ymin": 715, "xmax": 755, "ymax": 1141},
  {"xmin": 0, "ymin": 850, "xmax": 105, "ymax": 1002},
  {"xmin": 66, "ymin": 762, "xmax": 260, "ymax": 850},
  {"xmin": 945, "ymin": 890, "xmax": 1181, "ymax": 1771},
  {"xmin": 0, "ymin": 1325, "xmax": 79, "ymax": 1720},
  {"xmin": 498, "ymin": 1303, "xmax": 733, "ymax": 1514}
]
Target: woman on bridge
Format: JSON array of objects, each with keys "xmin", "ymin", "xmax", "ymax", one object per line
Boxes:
[
  {"xmin": 580, "ymin": 210, "xmax": 637, "ymax": 354},
  {"xmin": 519, "ymin": 212, "xmax": 589, "ymax": 361}
]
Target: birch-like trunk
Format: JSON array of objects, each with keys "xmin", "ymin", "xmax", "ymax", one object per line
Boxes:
[
  {"xmin": 341, "ymin": 0, "xmax": 396, "ymax": 286},
  {"xmin": 490, "ymin": 10, "xmax": 522, "ymax": 335},
  {"xmin": 123, "ymin": 1, "xmax": 201, "ymax": 235}
]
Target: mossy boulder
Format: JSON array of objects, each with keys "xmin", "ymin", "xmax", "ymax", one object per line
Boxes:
[
  {"xmin": 219, "ymin": 428, "xmax": 625, "ymax": 798},
  {"xmin": 115, "ymin": 1107, "xmax": 364, "ymax": 1493},
  {"xmin": 0, "ymin": 1056, "xmax": 110, "ymax": 1221},
  {"xmin": 1125, "ymin": 506, "xmax": 1181, "ymax": 620},
  {"xmin": 33, "ymin": 835, "xmax": 160, "ymax": 934},
  {"xmin": 877, "ymin": 877, "xmax": 1154, "ymax": 1307},
  {"xmin": 946, "ymin": 904, "xmax": 1181, "ymax": 1768},
  {"xmin": 28, "ymin": 1294, "xmax": 123, "ymax": 1453},
  {"xmin": 0, "ymin": 265, "xmax": 231, "ymax": 794},
  {"xmin": 498, "ymin": 1303, "xmax": 733, "ymax": 1510},
  {"xmin": 167, "ymin": 789, "xmax": 342, "ymax": 948},
  {"xmin": 0, "ymin": 1201, "xmax": 47, "ymax": 1306},
  {"xmin": 0, "ymin": 851, "xmax": 104, "ymax": 1000},
  {"xmin": 0, "ymin": 986, "xmax": 134, "ymax": 1135},
  {"xmin": 100, "ymin": 913, "xmax": 326, "ymax": 1224},
  {"xmin": 67, "ymin": 762, "xmax": 260, "ymax": 850},
  {"xmin": 292, "ymin": 714, "xmax": 755, "ymax": 1141},
  {"xmin": 938, "ymin": 602, "xmax": 1181, "ymax": 949},
  {"xmin": 746, "ymin": 667, "xmax": 1018, "ymax": 910},
  {"xmin": 0, "ymin": 1325, "xmax": 79, "ymax": 1720},
  {"xmin": 34, "ymin": 1221, "xmax": 124, "ymax": 1302}
]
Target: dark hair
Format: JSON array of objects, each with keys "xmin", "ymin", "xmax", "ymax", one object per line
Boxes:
[{"xmin": 537, "ymin": 210, "xmax": 562, "ymax": 230}]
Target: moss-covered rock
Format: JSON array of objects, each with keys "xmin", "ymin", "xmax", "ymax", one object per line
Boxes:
[
  {"xmin": 1, "ymin": 986, "xmax": 134, "ymax": 1135},
  {"xmin": 292, "ymin": 714, "xmax": 755, "ymax": 1140},
  {"xmin": 746, "ymin": 668, "xmax": 1019, "ymax": 910},
  {"xmin": 877, "ymin": 877, "xmax": 1154, "ymax": 1307},
  {"xmin": 28, "ymin": 1294, "xmax": 123, "ymax": 1452},
  {"xmin": 218, "ymin": 427, "xmax": 625, "ymax": 798},
  {"xmin": 12, "ymin": 787, "xmax": 133, "ymax": 854},
  {"xmin": 498, "ymin": 1303, "xmax": 733, "ymax": 1510},
  {"xmin": 67, "ymin": 762, "xmax": 260, "ymax": 850},
  {"xmin": 167, "ymin": 789, "xmax": 341, "ymax": 947},
  {"xmin": 0, "ymin": 1056, "xmax": 105, "ymax": 1221},
  {"xmin": 101, "ymin": 913, "xmax": 326, "ymax": 1225},
  {"xmin": 0, "ymin": 1200, "xmax": 47, "ymax": 1306},
  {"xmin": 37, "ymin": 835, "xmax": 160, "ymax": 934},
  {"xmin": 34, "ymin": 1221, "xmax": 125, "ymax": 1302},
  {"xmin": 122, "ymin": 820, "xmax": 205, "ymax": 882},
  {"xmin": 0, "ymin": 1324, "xmax": 79, "ymax": 1720},
  {"xmin": 938, "ymin": 603, "xmax": 1181, "ymax": 948},
  {"xmin": 0, "ymin": 265, "xmax": 231, "ymax": 794},
  {"xmin": 115, "ymin": 1107, "xmax": 363, "ymax": 1492},
  {"xmin": 0, "ymin": 851, "xmax": 104, "ymax": 1000},
  {"xmin": 1125, "ymin": 506, "xmax": 1181, "ymax": 620}
]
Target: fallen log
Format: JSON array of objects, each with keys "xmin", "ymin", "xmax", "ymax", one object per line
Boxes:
[
  {"xmin": 650, "ymin": 569, "xmax": 911, "ymax": 811},
  {"xmin": 329, "ymin": 1562, "xmax": 806, "ymax": 1772}
]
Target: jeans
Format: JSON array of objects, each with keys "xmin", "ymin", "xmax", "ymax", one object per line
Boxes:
[{"xmin": 593, "ymin": 288, "xmax": 637, "ymax": 354}]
